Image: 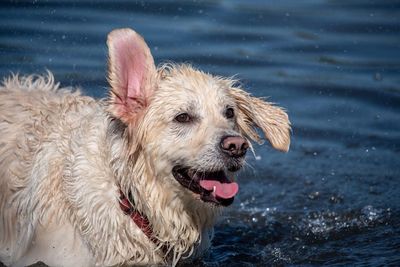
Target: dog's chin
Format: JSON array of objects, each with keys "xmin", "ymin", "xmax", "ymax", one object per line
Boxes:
[{"xmin": 172, "ymin": 166, "xmax": 241, "ymax": 207}]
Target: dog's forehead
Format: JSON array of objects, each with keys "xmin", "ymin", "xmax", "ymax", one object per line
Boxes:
[{"xmin": 155, "ymin": 66, "xmax": 233, "ymax": 108}]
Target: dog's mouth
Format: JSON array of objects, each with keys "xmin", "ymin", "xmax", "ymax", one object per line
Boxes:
[{"xmin": 172, "ymin": 166, "xmax": 239, "ymax": 206}]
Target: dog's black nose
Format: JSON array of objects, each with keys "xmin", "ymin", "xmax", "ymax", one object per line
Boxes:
[{"xmin": 220, "ymin": 136, "xmax": 249, "ymax": 158}]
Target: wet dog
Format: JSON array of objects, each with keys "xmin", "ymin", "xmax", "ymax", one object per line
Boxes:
[{"xmin": 0, "ymin": 28, "xmax": 290, "ymax": 266}]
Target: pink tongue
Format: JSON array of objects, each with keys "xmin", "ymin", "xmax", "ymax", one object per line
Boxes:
[{"xmin": 199, "ymin": 180, "xmax": 239, "ymax": 199}]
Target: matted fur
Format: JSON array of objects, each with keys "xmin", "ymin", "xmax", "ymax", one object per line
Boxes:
[{"xmin": 0, "ymin": 28, "xmax": 290, "ymax": 267}]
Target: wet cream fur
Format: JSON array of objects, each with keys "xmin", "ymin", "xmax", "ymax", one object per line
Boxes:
[{"xmin": 0, "ymin": 28, "xmax": 290, "ymax": 267}]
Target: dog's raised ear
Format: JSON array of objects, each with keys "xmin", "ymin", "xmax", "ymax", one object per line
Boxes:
[
  {"xmin": 230, "ymin": 87, "xmax": 291, "ymax": 152},
  {"xmin": 107, "ymin": 28, "xmax": 156, "ymax": 124}
]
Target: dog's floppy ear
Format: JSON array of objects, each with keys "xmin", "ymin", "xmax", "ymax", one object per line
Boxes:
[
  {"xmin": 231, "ymin": 87, "xmax": 291, "ymax": 152},
  {"xmin": 107, "ymin": 28, "xmax": 156, "ymax": 124}
]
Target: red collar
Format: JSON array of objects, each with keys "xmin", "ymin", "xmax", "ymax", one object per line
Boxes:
[
  {"xmin": 118, "ymin": 190, "xmax": 170, "ymax": 258},
  {"xmin": 118, "ymin": 190, "xmax": 156, "ymax": 242}
]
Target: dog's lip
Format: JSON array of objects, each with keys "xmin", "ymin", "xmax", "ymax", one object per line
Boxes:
[{"xmin": 171, "ymin": 166, "xmax": 238, "ymax": 207}]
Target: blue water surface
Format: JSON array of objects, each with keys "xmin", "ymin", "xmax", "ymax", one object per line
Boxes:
[{"xmin": 1, "ymin": 0, "xmax": 399, "ymax": 266}]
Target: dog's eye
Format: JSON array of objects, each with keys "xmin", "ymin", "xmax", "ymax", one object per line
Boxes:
[
  {"xmin": 225, "ymin": 108, "xmax": 235, "ymax": 119},
  {"xmin": 175, "ymin": 113, "xmax": 192, "ymax": 123}
]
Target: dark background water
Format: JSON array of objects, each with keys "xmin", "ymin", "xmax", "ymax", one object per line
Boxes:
[{"xmin": 1, "ymin": 0, "xmax": 399, "ymax": 266}]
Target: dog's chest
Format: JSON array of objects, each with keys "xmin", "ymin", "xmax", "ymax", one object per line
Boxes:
[{"xmin": 14, "ymin": 220, "xmax": 94, "ymax": 267}]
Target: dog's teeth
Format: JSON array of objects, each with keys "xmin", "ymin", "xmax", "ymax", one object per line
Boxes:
[{"xmin": 211, "ymin": 185, "xmax": 217, "ymax": 198}]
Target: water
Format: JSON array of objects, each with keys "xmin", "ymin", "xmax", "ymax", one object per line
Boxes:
[{"xmin": 1, "ymin": 0, "xmax": 399, "ymax": 266}]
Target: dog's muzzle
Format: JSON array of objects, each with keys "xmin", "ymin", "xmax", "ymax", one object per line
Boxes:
[{"xmin": 171, "ymin": 136, "xmax": 248, "ymax": 206}]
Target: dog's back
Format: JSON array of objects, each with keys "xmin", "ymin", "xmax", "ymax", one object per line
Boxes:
[{"xmin": 0, "ymin": 74, "xmax": 100, "ymax": 266}]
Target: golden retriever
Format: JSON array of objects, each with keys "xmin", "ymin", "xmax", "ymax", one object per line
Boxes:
[{"xmin": 0, "ymin": 28, "xmax": 290, "ymax": 267}]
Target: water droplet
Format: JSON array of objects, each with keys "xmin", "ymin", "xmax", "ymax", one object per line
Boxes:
[
  {"xmin": 308, "ymin": 191, "xmax": 320, "ymax": 200},
  {"xmin": 374, "ymin": 72, "xmax": 382, "ymax": 81}
]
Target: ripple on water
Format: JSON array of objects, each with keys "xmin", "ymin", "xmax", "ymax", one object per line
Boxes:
[{"xmin": 200, "ymin": 203, "xmax": 396, "ymax": 266}]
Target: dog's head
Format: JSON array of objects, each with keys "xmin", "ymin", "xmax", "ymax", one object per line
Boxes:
[{"xmin": 107, "ymin": 28, "xmax": 290, "ymax": 207}]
